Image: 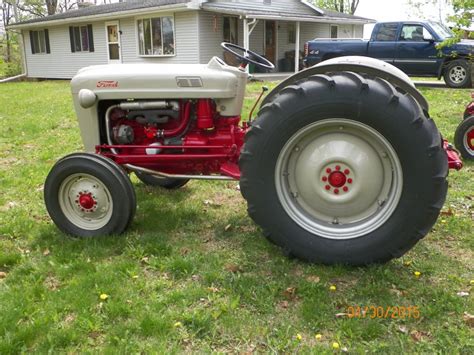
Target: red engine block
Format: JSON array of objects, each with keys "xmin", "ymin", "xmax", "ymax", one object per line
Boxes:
[{"xmin": 98, "ymin": 99, "xmax": 247, "ymax": 179}]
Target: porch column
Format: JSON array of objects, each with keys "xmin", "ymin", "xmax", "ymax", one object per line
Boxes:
[
  {"xmin": 295, "ymin": 21, "xmax": 300, "ymax": 73},
  {"xmin": 243, "ymin": 18, "xmax": 249, "ymax": 50}
]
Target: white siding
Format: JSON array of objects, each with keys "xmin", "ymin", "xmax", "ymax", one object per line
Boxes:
[
  {"xmin": 24, "ymin": 11, "xmax": 200, "ymax": 79},
  {"xmin": 22, "ymin": 5, "xmax": 364, "ymax": 78},
  {"xmin": 198, "ymin": 11, "xmax": 252, "ymax": 64},
  {"xmin": 24, "ymin": 21, "xmax": 107, "ymax": 79},
  {"xmin": 120, "ymin": 11, "xmax": 200, "ymax": 64}
]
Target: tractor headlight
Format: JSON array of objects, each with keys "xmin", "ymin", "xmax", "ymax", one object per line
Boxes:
[{"xmin": 78, "ymin": 89, "xmax": 97, "ymax": 109}]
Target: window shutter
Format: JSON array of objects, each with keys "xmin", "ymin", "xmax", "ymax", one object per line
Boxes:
[
  {"xmin": 87, "ymin": 24, "xmax": 94, "ymax": 52},
  {"xmin": 29, "ymin": 31, "xmax": 36, "ymax": 54},
  {"xmin": 44, "ymin": 29, "xmax": 50, "ymax": 54},
  {"xmin": 69, "ymin": 27, "xmax": 75, "ymax": 52}
]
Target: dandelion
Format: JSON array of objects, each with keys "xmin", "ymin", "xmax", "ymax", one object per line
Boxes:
[
  {"xmin": 296, "ymin": 333, "xmax": 302, "ymax": 341},
  {"xmin": 174, "ymin": 321, "xmax": 183, "ymax": 328},
  {"xmin": 99, "ymin": 293, "xmax": 109, "ymax": 300},
  {"xmin": 332, "ymin": 342, "xmax": 340, "ymax": 350},
  {"xmin": 414, "ymin": 271, "xmax": 421, "ymax": 278},
  {"xmin": 329, "ymin": 285, "xmax": 337, "ymax": 291},
  {"xmin": 315, "ymin": 333, "xmax": 322, "ymax": 341}
]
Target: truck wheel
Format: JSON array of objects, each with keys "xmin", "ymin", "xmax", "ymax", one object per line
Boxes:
[
  {"xmin": 454, "ymin": 115, "xmax": 474, "ymax": 160},
  {"xmin": 444, "ymin": 59, "xmax": 472, "ymax": 88},
  {"xmin": 240, "ymin": 72, "xmax": 448, "ymax": 265},
  {"xmin": 135, "ymin": 172, "xmax": 189, "ymax": 189},
  {"xmin": 44, "ymin": 153, "xmax": 136, "ymax": 237}
]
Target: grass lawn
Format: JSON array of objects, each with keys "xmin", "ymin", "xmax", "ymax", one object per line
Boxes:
[{"xmin": 0, "ymin": 80, "xmax": 472, "ymax": 353}]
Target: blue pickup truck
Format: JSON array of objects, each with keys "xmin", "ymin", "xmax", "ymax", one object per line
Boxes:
[{"xmin": 304, "ymin": 21, "xmax": 474, "ymax": 88}]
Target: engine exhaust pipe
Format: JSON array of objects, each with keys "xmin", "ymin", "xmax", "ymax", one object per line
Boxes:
[{"xmin": 119, "ymin": 101, "xmax": 179, "ymax": 111}]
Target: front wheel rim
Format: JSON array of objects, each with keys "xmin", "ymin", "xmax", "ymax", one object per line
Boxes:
[
  {"xmin": 58, "ymin": 173, "xmax": 114, "ymax": 230},
  {"xmin": 449, "ymin": 66, "xmax": 467, "ymax": 84},
  {"xmin": 275, "ymin": 119, "xmax": 403, "ymax": 240},
  {"xmin": 464, "ymin": 126, "xmax": 474, "ymax": 155}
]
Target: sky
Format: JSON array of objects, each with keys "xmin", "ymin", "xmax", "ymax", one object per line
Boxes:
[{"xmin": 354, "ymin": 0, "xmax": 457, "ymax": 37}]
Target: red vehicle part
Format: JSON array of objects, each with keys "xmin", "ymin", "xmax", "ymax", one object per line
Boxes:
[
  {"xmin": 98, "ymin": 99, "xmax": 246, "ymax": 178},
  {"xmin": 465, "ymin": 92, "xmax": 474, "ymax": 118},
  {"xmin": 454, "ymin": 92, "xmax": 474, "ymax": 160},
  {"xmin": 444, "ymin": 140, "xmax": 463, "ymax": 170}
]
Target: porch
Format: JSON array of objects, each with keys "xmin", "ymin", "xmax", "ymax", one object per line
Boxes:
[{"xmin": 200, "ymin": 2, "xmax": 370, "ymax": 74}]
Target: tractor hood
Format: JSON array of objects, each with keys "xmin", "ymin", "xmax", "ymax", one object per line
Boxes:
[{"xmin": 71, "ymin": 57, "xmax": 245, "ymax": 100}]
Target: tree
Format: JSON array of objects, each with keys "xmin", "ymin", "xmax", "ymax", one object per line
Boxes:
[
  {"xmin": 1, "ymin": 1, "xmax": 15, "ymax": 62},
  {"xmin": 313, "ymin": 0, "xmax": 360, "ymax": 15},
  {"xmin": 448, "ymin": 0, "xmax": 473, "ymax": 39}
]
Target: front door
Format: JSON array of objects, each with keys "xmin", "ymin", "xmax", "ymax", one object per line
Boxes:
[
  {"xmin": 105, "ymin": 21, "xmax": 121, "ymax": 63},
  {"xmin": 265, "ymin": 20, "xmax": 276, "ymax": 66},
  {"xmin": 395, "ymin": 24, "xmax": 440, "ymax": 76}
]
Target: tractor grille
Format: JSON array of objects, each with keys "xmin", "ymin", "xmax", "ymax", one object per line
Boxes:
[{"xmin": 176, "ymin": 77, "xmax": 203, "ymax": 88}]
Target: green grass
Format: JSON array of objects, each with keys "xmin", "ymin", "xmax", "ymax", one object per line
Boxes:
[
  {"xmin": 0, "ymin": 81, "xmax": 473, "ymax": 353},
  {"xmin": 0, "ymin": 61, "xmax": 6, "ymax": 79}
]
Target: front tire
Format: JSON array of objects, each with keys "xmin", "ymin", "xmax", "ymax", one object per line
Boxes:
[
  {"xmin": 240, "ymin": 72, "xmax": 448, "ymax": 265},
  {"xmin": 444, "ymin": 59, "xmax": 472, "ymax": 88},
  {"xmin": 44, "ymin": 153, "xmax": 136, "ymax": 237},
  {"xmin": 454, "ymin": 115, "xmax": 474, "ymax": 160}
]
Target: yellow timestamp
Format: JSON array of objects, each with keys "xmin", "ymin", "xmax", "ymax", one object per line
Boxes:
[{"xmin": 347, "ymin": 306, "xmax": 420, "ymax": 319}]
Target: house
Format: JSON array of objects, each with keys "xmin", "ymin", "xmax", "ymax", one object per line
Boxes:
[{"xmin": 9, "ymin": 0, "xmax": 373, "ymax": 79}]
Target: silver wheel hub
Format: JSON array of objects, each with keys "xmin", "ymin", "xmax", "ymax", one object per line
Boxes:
[
  {"xmin": 275, "ymin": 119, "xmax": 403, "ymax": 240},
  {"xmin": 58, "ymin": 173, "xmax": 113, "ymax": 230},
  {"xmin": 449, "ymin": 66, "xmax": 466, "ymax": 84}
]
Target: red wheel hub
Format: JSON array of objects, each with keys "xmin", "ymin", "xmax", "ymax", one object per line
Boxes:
[
  {"xmin": 321, "ymin": 164, "xmax": 353, "ymax": 195},
  {"xmin": 468, "ymin": 127, "xmax": 474, "ymax": 150},
  {"xmin": 328, "ymin": 171, "xmax": 347, "ymax": 188},
  {"xmin": 78, "ymin": 193, "xmax": 95, "ymax": 210}
]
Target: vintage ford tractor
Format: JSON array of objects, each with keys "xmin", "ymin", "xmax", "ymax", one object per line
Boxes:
[
  {"xmin": 44, "ymin": 43, "xmax": 463, "ymax": 265},
  {"xmin": 454, "ymin": 92, "xmax": 474, "ymax": 160}
]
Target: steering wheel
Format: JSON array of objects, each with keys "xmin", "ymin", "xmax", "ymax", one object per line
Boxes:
[{"xmin": 221, "ymin": 42, "xmax": 275, "ymax": 70}]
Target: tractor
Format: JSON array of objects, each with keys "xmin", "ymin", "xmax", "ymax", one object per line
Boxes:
[
  {"xmin": 44, "ymin": 43, "xmax": 463, "ymax": 265},
  {"xmin": 454, "ymin": 92, "xmax": 474, "ymax": 160}
]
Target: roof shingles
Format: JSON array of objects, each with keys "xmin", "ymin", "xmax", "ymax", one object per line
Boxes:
[
  {"xmin": 12, "ymin": 0, "xmax": 371, "ymax": 26},
  {"xmin": 14, "ymin": 0, "xmax": 190, "ymax": 26}
]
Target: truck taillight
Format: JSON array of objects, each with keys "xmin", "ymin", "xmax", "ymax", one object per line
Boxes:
[{"xmin": 304, "ymin": 43, "xmax": 308, "ymax": 57}]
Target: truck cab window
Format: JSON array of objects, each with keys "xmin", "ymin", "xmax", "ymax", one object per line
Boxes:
[
  {"xmin": 400, "ymin": 25, "xmax": 432, "ymax": 41},
  {"xmin": 374, "ymin": 24, "xmax": 398, "ymax": 41}
]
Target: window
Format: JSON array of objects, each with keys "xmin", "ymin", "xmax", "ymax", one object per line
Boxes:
[
  {"xmin": 137, "ymin": 16, "xmax": 175, "ymax": 56},
  {"xmin": 69, "ymin": 25, "xmax": 94, "ymax": 52},
  {"xmin": 374, "ymin": 23, "xmax": 399, "ymax": 41},
  {"xmin": 330, "ymin": 25, "xmax": 338, "ymax": 39},
  {"xmin": 223, "ymin": 17, "xmax": 238, "ymax": 44},
  {"xmin": 29, "ymin": 30, "xmax": 50, "ymax": 54},
  {"xmin": 400, "ymin": 25, "xmax": 432, "ymax": 42}
]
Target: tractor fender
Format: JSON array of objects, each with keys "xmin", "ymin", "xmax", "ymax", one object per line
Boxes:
[{"xmin": 262, "ymin": 56, "xmax": 429, "ymax": 112}]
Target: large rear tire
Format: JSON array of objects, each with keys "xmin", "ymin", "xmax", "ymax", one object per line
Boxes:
[
  {"xmin": 240, "ymin": 72, "xmax": 448, "ymax": 265},
  {"xmin": 44, "ymin": 153, "xmax": 136, "ymax": 237},
  {"xmin": 454, "ymin": 115, "xmax": 474, "ymax": 160}
]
